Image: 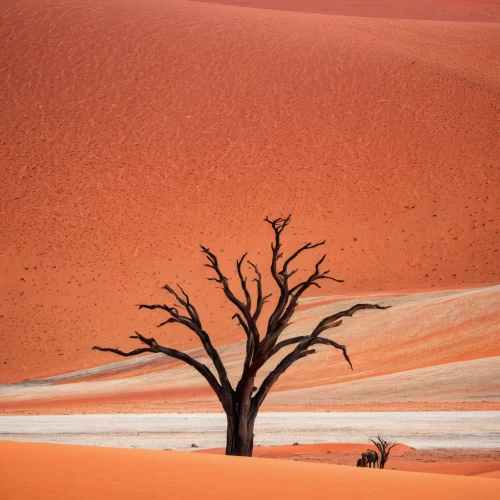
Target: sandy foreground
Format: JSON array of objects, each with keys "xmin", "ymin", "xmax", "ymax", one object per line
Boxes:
[
  {"xmin": 1, "ymin": 441, "xmax": 499, "ymax": 500},
  {"xmin": 1, "ymin": 412, "xmax": 499, "ymax": 450}
]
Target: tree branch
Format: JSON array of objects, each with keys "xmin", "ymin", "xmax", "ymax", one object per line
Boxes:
[
  {"xmin": 92, "ymin": 346, "xmax": 154, "ymax": 357},
  {"xmin": 251, "ymin": 347, "xmax": 317, "ymax": 413},
  {"xmin": 282, "ymin": 240, "xmax": 325, "ymax": 274},
  {"xmin": 266, "ymin": 330, "xmax": 352, "ymax": 367},
  {"xmin": 237, "ymin": 253, "xmax": 252, "ymax": 312},
  {"xmin": 175, "ymin": 284, "xmax": 201, "ymax": 326},
  {"xmin": 231, "ymin": 314, "xmax": 254, "ymax": 378},
  {"xmin": 138, "ymin": 285, "xmax": 233, "ymax": 394},
  {"xmin": 268, "ymin": 319, "xmax": 343, "ymax": 355},
  {"xmin": 247, "ymin": 260, "xmax": 270, "ymax": 324},
  {"xmin": 202, "ymin": 245, "xmax": 266, "ymax": 384},
  {"xmin": 261, "ymin": 219, "xmax": 344, "ymax": 351},
  {"xmin": 232, "ymin": 312, "xmax": 249, "ymax": 335},
  {"xmin": 299, "ymin": 304, "xmax": 390, "ymax": 348},
  {"xmin": 93, "ymin": 332, "xmax": 222, "ymax": 397},
  {"xmin": 251, "ymin": 303, "xmax": 389, "ymax": 401},
  {"xmin": 269, "ymin": 320, "xmax": 342, "ymax": 356},
  {"xmin": 264, "ymin": 216, "xmax": 291, "ymax": 333},
  {"xmin": 201, "ymin": 246, "xmax": 252, "ymax": 321},
  {"xmin": 310, "ymin": 336, "xmax": 353, "ymax": 369},
  {"xmin": 288, "ymin": 254, "xmax": 344, "ymax": 297}
]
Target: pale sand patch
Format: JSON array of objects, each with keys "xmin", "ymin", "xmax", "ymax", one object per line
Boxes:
[{"xmin": 1, "ymin": 412, "xmax": 498, "ymax": 450}]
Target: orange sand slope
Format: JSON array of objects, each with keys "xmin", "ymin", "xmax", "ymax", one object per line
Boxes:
[
  {"xmin": 1, "ymin": 286, "xmax": 498, "ymax": 411},
  {"xmin": 397, "ymin": 461, "xmax": 500, "ymax": 476},
  {"xmin": 1, "ymin": 0, "xmax": 499, "ymax": 384},
  {"xmin": 478, "ymin": 471, "xmax": 500, "ymax": 479},
  {"xmin": 1, "ymin": 442, "xmax": 499, "ymax": 500}
]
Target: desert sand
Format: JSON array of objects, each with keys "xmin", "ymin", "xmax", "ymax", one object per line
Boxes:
[
  {"xmin": 196, "ymin": 0, "xmax": 500, "ymax": 22},
  {"xmin": 203, "ymin": 443, "xmax": 500, "ymax": 479},
  {"xmin": 1, "ymin": 441, "xmax": 499, "ymax": 500},
  {"xmin": 259, "ymin": 444, "xmax": 500, "ymax": 477},
  {"xmin": 1, "ymin": 1, "xmax": 499, "ymax": 498},
  {"xmin": 1, "ymin": 0, "xmax": 499, "ymax": 385}
]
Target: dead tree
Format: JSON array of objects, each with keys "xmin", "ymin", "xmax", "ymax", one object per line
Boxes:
[
  {"xmin": 370, "ymin": 435, "xmax": 398, "ymax": 469},
  {"xmin": 93, "ymin": 216, "xmax": 389, "ymax": 457}
]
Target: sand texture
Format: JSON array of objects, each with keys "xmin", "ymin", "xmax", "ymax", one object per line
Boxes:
[
  {"xmin": 1, "ymin": 1, "xmax": 499, "ymax": 498},
  {"xmin": 1, "ymin": 441, "xmax": 499, "ymax": 500},
  {"xmin": 196, "ymin": 0, "xmax": 500, "ymax": 22},
  {"xmin": 1, "ymin": 0, "xmax": 499, "ymax": 385}
]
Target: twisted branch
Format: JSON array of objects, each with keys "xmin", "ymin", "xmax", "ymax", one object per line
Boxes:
[
  {"xmin": 93, "ymin": 331, "xmax": 222, "ymax": 397},
  {"xmin": 202, "ymin": 245, "xmax": 264, "ymax": 374},
  {"xmin": 251, "ymin": 347, "xmax": 317, "ymax": 414},
  {"xmin": 262, "ymin": 216, "xmax": 344, "ymax": 353},
  {"xmin": 251, "ymin": 303, "xmax": 390, "ymax": 405},
  {"xmin": 137, "ymin": 286, "xmax": 232, "ymax": 393}
]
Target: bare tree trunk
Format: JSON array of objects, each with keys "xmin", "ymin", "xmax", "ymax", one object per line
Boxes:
[
  {"xmin": 225, "ymin": 378, "xmax": 257, "ymax": 456},
  {"xmin": 225, "ymin": 398, "xmax": 257, "ymax": 456},
  {"xmin": 225, "ymin": 411, "xmax": 256, "ymax": 456}
]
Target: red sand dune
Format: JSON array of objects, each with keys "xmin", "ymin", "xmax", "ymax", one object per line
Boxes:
[
  {"xmin": 1, "ymin": 441, "xmax": 499, "ymax": 500},
  {"xmin": 196, "ymin": 0, "xmax": 500, "ymax": 22},
  {"xmin": 1, "ymin": 0, "xmax": 499, "ymax": 386}
]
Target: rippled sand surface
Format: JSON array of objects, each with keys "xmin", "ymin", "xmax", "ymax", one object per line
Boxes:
[{"xmin": 1, "ymin": 0, "xmax": 499, "ymax": 383}]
